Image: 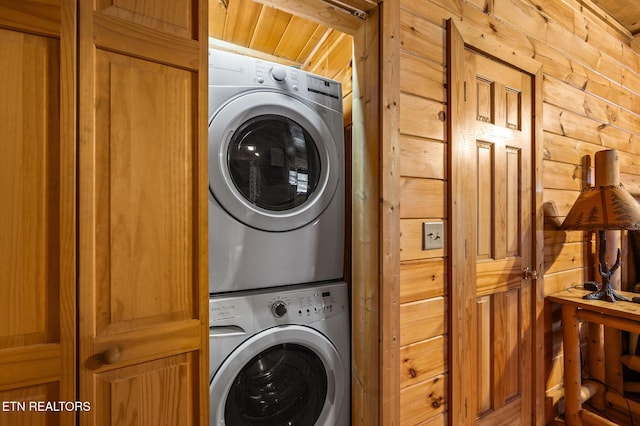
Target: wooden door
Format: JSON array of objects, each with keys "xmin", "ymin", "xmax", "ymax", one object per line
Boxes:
[
  {"xmin": 0, "ymin": 2, "xmax": 76, "ymax": 425},
  {"xmin": 472, "ymin": 51, "xmax": 534, "ymax": 425},
  {"xmin": 449, "ymin": 47, "xmax": 535, "ymax": 425},
  {"xmin": 78, "ymin": 1, "xmax": 209, "ymax": 424}
]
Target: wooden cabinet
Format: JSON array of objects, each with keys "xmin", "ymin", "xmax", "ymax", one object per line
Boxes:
[{"xmin": 0, "ymin": 0, "xmax": 208, "ymax": 424}]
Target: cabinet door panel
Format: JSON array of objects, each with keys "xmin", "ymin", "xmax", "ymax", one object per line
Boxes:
[
  {"xmin": 95, "ymin": 0, "xmax": 193, "ymax": 38},
  {"xmin": 94, "ymin": 354, "xmax": 195, "ymax": 426},
  {"xmin": 0, "ymin": 30, "xmax": 58, "ymax": 349},
  {"xmin": 0, "ymin": 383, "xmax": 61, "ymax": 426},
  {"xmin": 79, "ymin": 0, "xmax": 208, "ymax": 424},
  {"xmin": 0, "ymin": 1, "xmax": 76, "ymax": 424},
  {"xmin": 93, "ymin": 50, "xmax": 195, "ymax": 336}
]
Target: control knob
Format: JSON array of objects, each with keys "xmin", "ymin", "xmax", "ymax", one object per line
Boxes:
[
  {"xmin": 271, "ymin": 66, "xmax": 287, "ymax": 82},
  {"xmin": 271, "ymin": 301, "xmax": 287, "ymax": 318}
]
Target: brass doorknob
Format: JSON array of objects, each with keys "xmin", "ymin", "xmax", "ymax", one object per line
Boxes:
[
  {"xmin": 522, "ymin": 268, "xmax": 539, "ymax": 280},
  {"xmin": 102, "ymin": 347, "xmax": 121, "ymax": 365}
]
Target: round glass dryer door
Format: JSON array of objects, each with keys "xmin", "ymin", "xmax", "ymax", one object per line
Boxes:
[
  {"xmin": 210, "ymin": 326, "xmax": 345, "ymax": 426},
  {"xmin": 227, "ymin": 115, "xmax": 321, "ymax": 212},
  {"xmin": 209, "ymin": 91, "xmax": 340, "ymax": 232}
]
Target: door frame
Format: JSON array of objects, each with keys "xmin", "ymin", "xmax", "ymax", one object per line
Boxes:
[{"xmin": 446, "ymin": 19, "xmax": 545, "ymax": 425}]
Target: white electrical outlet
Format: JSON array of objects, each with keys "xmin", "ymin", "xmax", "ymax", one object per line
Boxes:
[{"xmin": 423, "ymin": 222, "xmax": 444, "ymax": 250}]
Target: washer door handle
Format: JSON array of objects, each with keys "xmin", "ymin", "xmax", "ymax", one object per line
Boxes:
[
  {"xmin": 210, "ymin": 325, "xmax": 246, "ymax": 337},
  {"xmin": 327, "ymin": 370, "xmax": 335, "ymax": 404}
]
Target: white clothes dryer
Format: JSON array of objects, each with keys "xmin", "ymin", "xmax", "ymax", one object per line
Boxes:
[
  {"xmin": 208, "ymin": 49, "xmax": 345, "ymax": 294},
  {"xmin": 209, "ymin": 281, "xmax": 350, "ymax": 426}
]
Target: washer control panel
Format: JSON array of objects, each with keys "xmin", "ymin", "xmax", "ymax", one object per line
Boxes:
[
  {"xmin": 271, "ymin": 300, "xmax": 288, "ymax": 318},
  {"xmin": 291, "ymin": 287, "xmax": 341, "ymax": 318},
  {"xmin": 254, "ymin": 282, "xmax": 348, "ymax": 325},
  {"xmin": 210, "ymin": 282, "xmax": 348, "ymax": 329}
]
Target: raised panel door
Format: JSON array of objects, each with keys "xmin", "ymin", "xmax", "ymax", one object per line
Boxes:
[
  {"xmin": 465, "ymin": 51, "xmax": 533, "ymax": 424},
  {"xmin": 472, "ymin": 50, "xmax": 533, "ymax": 425},
  {"xmin": 0, "ymin": 1, "xmax": 76, "ymax": 424},
  {"xmin": 78, "ymin": 0, "xmax": 208, "ymax": 424},
  {"xmin": 448, "ymin": 43, "xmax": 535, "ymax": 425}
]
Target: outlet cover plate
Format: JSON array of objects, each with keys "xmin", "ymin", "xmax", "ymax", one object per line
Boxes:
[{"xmin": 423, "ymin": 222, "xmax": 444, "ymax": 250}]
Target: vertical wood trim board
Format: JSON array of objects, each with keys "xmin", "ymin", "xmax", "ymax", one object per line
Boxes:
[
  {"xmin": 446, "ymin": 20, "xmax": 478, "ymax": 426},
  {"xmin": 380, "ymin": 1, "xmax": 401, "ymax": 425},
  {"xmin": 351, "ymin": 5, "xmax": 383, "ymax": 425},
  {"xmin": 59, "ymin": 0, "xmax": 77, "ymax": 421},
  {"xmin": 532, "ymin": 65, "xmax": 546, "ymax": 425},
  {"xmin": 196, "ymin": 2, "xmax": 210, "ymax": 424}
]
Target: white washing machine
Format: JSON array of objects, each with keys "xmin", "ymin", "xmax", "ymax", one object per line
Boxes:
[
  {"xmin": 208, "ymin": 49, "xmax": 345, "ymax": 294},
  {"xmin": 209, "ymin": 281, "xmax": 350, "ymax": 425}
]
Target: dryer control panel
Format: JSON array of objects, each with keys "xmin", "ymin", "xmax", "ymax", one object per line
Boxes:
[
  {"xmin": 209, "ymin": 48, "xmax": 343, "ymax": 113},
  {"xmin": 254, "ymin": 61, "xmax": 300, "ymax": 92}
]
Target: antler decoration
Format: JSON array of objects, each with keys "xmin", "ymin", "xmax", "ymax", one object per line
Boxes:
[{"xmin": 584, "ymin": 231, "xmax": 628, "ymax": 302}]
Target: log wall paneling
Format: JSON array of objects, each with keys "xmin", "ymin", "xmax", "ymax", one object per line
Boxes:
[
  {"xmin": 399, "ymin": 297, "xmax": 445, "ymax": 347},
  {"xmin": 395, "ymin": 0, "xmax": 640, "ymax": 422},
  {"xmin": 400, "ymin": 335, "xmax": 446, "ymax": 388},
  {"xmin": 399, "ymin": 374, "xmax": 447, "ymax": 425},
  {"xmin": 400, "ymin": 258, "xmax": 447, "ymax": 304},
  {"xmin": 397, "ymin": 0, "xmax": 450, "ymax": 423},
  {"xmin": 399, "ymin": 136, "xmax": 446, "ymax": 179}
]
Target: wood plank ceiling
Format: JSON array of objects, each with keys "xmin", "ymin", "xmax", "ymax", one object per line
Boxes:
[
  {"xmin": 208, "ymin": 0, "xmax": 362, "ymax": 77},
  {"xmin": 581, "ymin": 0, "xmax": 640, "ymax": 36},
  {"xmin": 208, "ymin": 0, "xmax": 369, "ymax": 120}
]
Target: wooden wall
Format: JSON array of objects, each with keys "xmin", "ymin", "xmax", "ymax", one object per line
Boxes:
[
  {"xmin": 394, "ymin": 0, "xmax": 640, "ymax": 424},
  {"xmin": 305, "ymin": 34, "xmax": 354, "ymax": 125},
  {"xmin": 397, "ymin": 1, "xmax": 448, "ymax": 423}
]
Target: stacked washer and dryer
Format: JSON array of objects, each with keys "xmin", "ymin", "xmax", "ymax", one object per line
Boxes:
[{"xmin": 208, "ymin": 49, "xmax": 350, "ymax": 426}]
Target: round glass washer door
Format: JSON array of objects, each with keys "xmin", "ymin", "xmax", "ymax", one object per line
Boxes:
[
  {"xmin": 210, "ymin": 325, "xmax": 345, "ymax": 426},
  {"xmin": 209, "ymin": 91, "xmax": 340, "ymax": 232}
]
